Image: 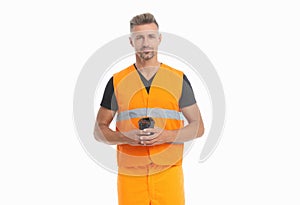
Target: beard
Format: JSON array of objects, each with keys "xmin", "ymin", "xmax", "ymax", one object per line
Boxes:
[
  {"xmin": 138, "ymin": 51, "xmax": 155, "ymax": 60},
  {"xmin": 137, "ymin": 47, "xmax": 156, "ymax": 60}
]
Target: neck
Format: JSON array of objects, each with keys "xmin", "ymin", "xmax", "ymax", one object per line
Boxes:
[
  {"xmin": 135, "ymin": 56, "xmax": 161, "ymax": 80},
  {"xmin": 135, "ymin": 55, "xmax": 160, "ymax": 69}
]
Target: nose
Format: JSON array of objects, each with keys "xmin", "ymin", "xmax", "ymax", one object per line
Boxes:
[{"xmin": 142, "ymin": 36, "xmax": 150, "ymax": 47}]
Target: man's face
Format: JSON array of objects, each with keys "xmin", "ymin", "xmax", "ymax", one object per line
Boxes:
[{"xmin": 130, "ymin": 23, "xmax": 161, "ymax": 61}]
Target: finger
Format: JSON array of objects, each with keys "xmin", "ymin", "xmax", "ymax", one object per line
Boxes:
[
  {"xmin": 143, "ymin": 136, "xmax": 161, "ymax": 145},
  {"xmin": 143, "ymin": 128, "xmax": 156, "ymax": 133},
  {"xmin": 147, "ymin": 139, "xmax": 164, "ymax": 145},
  {"xmin": 140, "ymin": 141, "xmax": 148, "ymax": 146},
  {"xmin": 139, "ymin": 135, "xmax": 150, "ymax": 141},
  {"xmin": 139, "ymin": 134, "xmax": 158, "ymax": 141},
  {"xmin": 141, "ymin": 140, "xmax": 152, "ymax": 146},
  {"xmin": 146, "ymin": 128, "xmax": 162, "ymax": 135}
]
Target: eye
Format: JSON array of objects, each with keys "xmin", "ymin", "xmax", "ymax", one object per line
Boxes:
[
  {"xmin": 148, "ymin": 34, "xmax": 157, "ymax": 39},
  {"xmin": 135, "ymin": 35, "xmax": 144, "ymax": 40}
]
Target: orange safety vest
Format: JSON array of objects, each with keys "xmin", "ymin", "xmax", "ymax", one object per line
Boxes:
[{"xmin": 113, "ymin": 63, "xmax": 184, "ymax": 168}]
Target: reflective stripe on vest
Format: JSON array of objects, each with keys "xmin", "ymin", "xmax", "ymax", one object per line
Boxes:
[{"xmin": 116, "ymin": 108, "xmax": 185, "ymax": 121}]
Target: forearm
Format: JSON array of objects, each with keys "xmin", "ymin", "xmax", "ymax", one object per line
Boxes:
[
  {"xmin": 167, "ymin": 120, "xmax": 204, "ymax": 143},
  {"xmin": 94, "ymin": 123, "xmax": 135, "ymax": 145}
]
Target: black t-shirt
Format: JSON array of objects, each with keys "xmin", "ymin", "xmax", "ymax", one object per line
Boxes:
[{"xmin": 101, "ymin": 67, "xmax": 196, "ymax": 111}]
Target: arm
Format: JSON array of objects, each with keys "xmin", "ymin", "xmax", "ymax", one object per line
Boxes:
[
  {"xmin": 139, "ymin": 103, "xmax": 204, "ymax": 145},
  {"xmin": 94, "ymin": 106, "xmax": 142, "ymax": 145},
  {"xmin": 172, "ymin": 103, "xmax": 204, "ymax": 142}
]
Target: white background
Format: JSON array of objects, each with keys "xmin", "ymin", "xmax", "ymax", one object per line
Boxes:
[{"xmin": 1, "ymin": 0, "xmax": 299, "ymax": 204}]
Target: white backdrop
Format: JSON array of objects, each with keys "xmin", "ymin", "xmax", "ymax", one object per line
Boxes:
[{"xmin": 1, "ymin": 0, "xmax": 299, "ymax": 204}]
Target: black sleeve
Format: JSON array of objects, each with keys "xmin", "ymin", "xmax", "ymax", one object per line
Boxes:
[
  {"xmin": 179, "ymin": 74, "xmax": 197, "ymax": 108},
  {"xmin": 100, "ymin": 77, "xmax": 118, "ymax": 111}
]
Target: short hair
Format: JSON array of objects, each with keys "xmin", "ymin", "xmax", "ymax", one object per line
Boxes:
[{"xmin": 130, "ymin": 13, "xmax": 159, "ymax": 32}]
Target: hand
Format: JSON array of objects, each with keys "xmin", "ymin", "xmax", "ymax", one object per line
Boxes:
[
  {"xmin": 138, "ymin": 127, "xmax": 174, "ymax": 146},
  {"xmin": 121, "ymin": 129, "xmax": 148, "ymax": 146}
]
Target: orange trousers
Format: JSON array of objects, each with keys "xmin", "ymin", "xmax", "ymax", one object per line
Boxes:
[{"xmin": 117, "ymin": 164, "xmax": 185, "ymax": 205}]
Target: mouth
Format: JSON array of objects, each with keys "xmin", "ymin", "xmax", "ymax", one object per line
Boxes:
[{"xmin": 141, "ymin": 48, "xmax": 153, "ymax": 53}]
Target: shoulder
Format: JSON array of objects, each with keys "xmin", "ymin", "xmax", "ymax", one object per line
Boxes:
[
  {"xmin": 112, "ymin": 64, "xmax": 137, "ymax": 88},
  {"xmin": 113, "ymin": 64, "xmax": 135, "ymax": 78},
  {"xmin": 160, "ymin": 63, "xmax": 183, "ymax": 77}
]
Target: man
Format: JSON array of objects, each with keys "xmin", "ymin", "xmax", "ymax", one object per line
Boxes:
[{"xmin": 94, "ymin": 13, "xmax": 204, "ymax": 205}]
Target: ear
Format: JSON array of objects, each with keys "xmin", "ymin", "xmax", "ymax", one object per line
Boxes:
[
  {"xmin": 158, "ymin": 33, "xmax": 162, "ymax": 44},
  {"xmin": 129, "ymin": 37, "xmax": 134, "ymax": 47}
]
